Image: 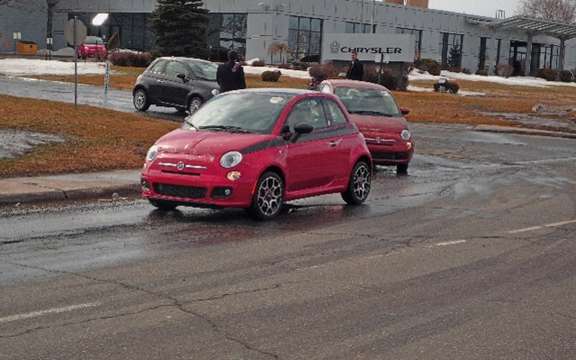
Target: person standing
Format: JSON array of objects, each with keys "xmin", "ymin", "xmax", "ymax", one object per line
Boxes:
[
  {"xmin": 217, "ymin": 50, "xmax": 247, "ymax": 92},
  {"xmin": 346, "ymin": 50, "xmax": 364, "ymax": 81}
]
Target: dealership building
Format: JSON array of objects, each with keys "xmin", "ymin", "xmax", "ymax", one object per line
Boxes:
[{"xmin": 5, "ymin": 0, "xmax": 576, "ymax": 75}]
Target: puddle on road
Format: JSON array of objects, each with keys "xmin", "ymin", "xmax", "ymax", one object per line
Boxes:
[{"xmin": 0, "ymin": 130, "xmax": 65, "ymax": 159}]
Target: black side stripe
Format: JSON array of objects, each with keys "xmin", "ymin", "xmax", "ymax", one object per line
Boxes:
[{"xmin": 240, "ymin": 125, "xmax": 358, "ymax": 155}]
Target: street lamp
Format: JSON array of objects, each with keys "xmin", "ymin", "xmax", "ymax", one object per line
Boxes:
[{"xmin": 92, "ymin": 13, "xmax": 109, "ymax": 26}]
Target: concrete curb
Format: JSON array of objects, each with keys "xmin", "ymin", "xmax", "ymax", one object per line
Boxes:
[
  {"xmin": 474, "ymin": 125, "xmax": 576, "ymax": 140},
  {"xmin": 0, "ymin": 183, "xmax": 140, "ymax": 206}
]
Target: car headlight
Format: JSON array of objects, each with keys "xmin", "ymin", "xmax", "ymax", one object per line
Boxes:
[
  {"xmin": 401, "ymin": 129, "xmax": 411, "ymax": 141},
  {"xmin": 220, "ymin": 151, "xmax": 243, "ymax": 168},
  {"xmin": 146, "ymin": 145, "xmax": 159, "ymax": 162},
  {"xmin": 211, "ymin": 89, "xmax": 220, "ymax": 96}
]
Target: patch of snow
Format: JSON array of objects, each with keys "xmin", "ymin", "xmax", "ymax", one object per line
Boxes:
[
  {"xmin": 407, "ymin": 85, "xmax": 485, "ymax": 97},
  {"xmin": 0, "ymin": 130, "xmax": 65, "ymax": 159},
  {"xmin": 409, "ymin": 69, "xmax": 576, "ymax": 89},
  {"xmin": 245, "ymin": 58, "xmax": 262, "ymax": 66},
  {"xmin": 407, "ymin": 85, "xmax": 433, "ymax": 93},
  {"xmin": 0, "ymin": 58, "xmax": 105, "ymax": 76},
  {"xmin": 243, "ymin": 65, "xmax": 311, "ymax": 79}
]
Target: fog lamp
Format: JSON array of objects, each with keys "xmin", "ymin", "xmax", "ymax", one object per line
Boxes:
[{"xmin": 227, "ymin": 171, "xmax": 242, "ymax": 181}]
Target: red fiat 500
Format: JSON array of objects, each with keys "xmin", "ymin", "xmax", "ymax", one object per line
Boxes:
[
  {"xmin": 77, "ymin": 36, "xmax": 107, "ymax": 60},
  {"xmin": 141, "ymin": 89, "xmax": 372, "ymax": 220},
  {"xmin": 320, "ymin": 80, "xmax": 414, "ymax": 175}
]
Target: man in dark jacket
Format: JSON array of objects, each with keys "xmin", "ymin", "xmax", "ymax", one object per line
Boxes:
[
  {"xmin": 346, "ymin": 50, "xmax": 364, "ymax": 81},
  {"xmin": 217, "ymin": 50, "xmax": 247, "ymax": 92}
]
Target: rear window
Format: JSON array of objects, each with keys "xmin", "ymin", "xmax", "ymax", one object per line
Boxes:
[{"xmin": 84, "ymin": 36, "xmax": 104, "ymax": 45}]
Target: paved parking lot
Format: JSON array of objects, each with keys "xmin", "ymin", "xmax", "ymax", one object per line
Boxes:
[{"xmin": 1, "ymin": 124, "xmax": 575, "ymax": 359}]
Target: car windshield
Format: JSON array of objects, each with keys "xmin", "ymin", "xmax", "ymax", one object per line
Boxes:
[
  {"xmin": 335, "ymin": 87, "xmax": 401, "ymax": 117},
  {"xmin": 84, "ymin": 36, "xmax": 103, "ymax": 45},
  {"xmin": 185, "ymin": 93, "xmax": 291, "ymax": 134},
  {"xmin": 183, "ymin": 60, "xmax": 218, "ymax": 81}
]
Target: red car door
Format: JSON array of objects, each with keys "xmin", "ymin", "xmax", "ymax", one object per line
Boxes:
[
  {"xmin": 284, "ymin": 98, "xmax": 337, "ymax": 193},
  {"xmin": 322, "ymin": 98, "xmax": 355, "ymax": 181}
]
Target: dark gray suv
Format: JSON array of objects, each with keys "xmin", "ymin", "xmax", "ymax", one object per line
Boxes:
[{"xmin": 133, "ymin": 57, "xmax": 221, "ymax": 114}]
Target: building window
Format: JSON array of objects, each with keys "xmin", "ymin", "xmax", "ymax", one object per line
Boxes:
[
  {"xmin": 441, "ymin": 32, "xmax": 464, "ymax": 68},
  {"xmin": 289, "ymin": 16, "xmax": 323, "ymax": 62},
  {"xmin": 345, "ymin": 22, "xmax": 375, "ymax": 34},
  {"xmin": 69, "ymin": 12, "xmax": 154, "ymax": 51},
  {"xmin": 478, "ymin": 37, "xmax": 488, "ymax": 72},
  {"xmin": 397, "ymin": 27, "xmax": 422, "ymax": 59},
  {"xmin": 496, "ymin": 39, "xmax": 502, "ymax": 66},
  {"xmin": 208, "ymin": 13, "xmax": 247, "ymax": 61}
]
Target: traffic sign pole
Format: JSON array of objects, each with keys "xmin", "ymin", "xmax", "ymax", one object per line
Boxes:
[{"xmin": 74, "ymin": 16, "xmax": 78, "ymax": 107}]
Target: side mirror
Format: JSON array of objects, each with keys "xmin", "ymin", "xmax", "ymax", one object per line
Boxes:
[
  {"xmin": 294, "ymin": 123, "xmax": 314, "ymax": 135},
  {"xmin": 281, "ymin": 125, "xmax": 292, "ymax": 141},
  {"xmin": 177, "ymin": 73, "xmax": 188, "ymax": 82},
  {"xmin": 400, "ymin": 107, "xmax": 410, "ymax": 116}
]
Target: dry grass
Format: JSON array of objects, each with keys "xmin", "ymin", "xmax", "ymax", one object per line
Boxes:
[
  {"xmin": 35, "ymin": 66, "xmax": 309, "ymax": 92},
  {"xmin": 0, "ymin": 95, "xmax": 178, "ymax": 178},
  {"xmin": 32, "ymin": 65, "xmax": 576, "ymax": 129}
]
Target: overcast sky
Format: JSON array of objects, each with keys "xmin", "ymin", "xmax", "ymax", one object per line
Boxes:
[{"xmin": 428, "ymin": 0, "xmax": 522, "ymax": 18}]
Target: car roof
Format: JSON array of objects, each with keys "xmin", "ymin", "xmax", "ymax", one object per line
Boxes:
[
  {"xmin": 324, "ymin": 79, "xmax": 390, "ymax": 91},
  {"xmin": 226, "ymin": 88, "xmax": 316, "ymax": 97},
  {"xmin": 158, "ymin": 57, "xmax": 214, "ymax": 65}
]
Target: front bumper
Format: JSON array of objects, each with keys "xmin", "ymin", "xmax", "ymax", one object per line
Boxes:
[
  {"xmin": 366, "ymin": 140, "xmax": 414, "ymax": 165},
  {"xmin": 141, "ymin": 169, "xmax": 255, "ymax": 208}
]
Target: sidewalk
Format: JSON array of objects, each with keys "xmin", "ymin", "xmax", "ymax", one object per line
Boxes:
[
  {"xmin": 0, "ymin": 170, "xmax": 140, "ymax": 205},
  {"xmin": 474, "ymin": 125, "xmax": 576, "ymax": 140}
]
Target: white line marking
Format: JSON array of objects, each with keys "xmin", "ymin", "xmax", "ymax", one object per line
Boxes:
[
  {"xmin": 434, "ymin": 240, "xmax": 467, "ymax": 247},
  {"xmin": 508, "ymin": 226, "xmax": 544, "ymax": 234},
  {"xmin": 0, "ymin": 302, "xmax": 100, "ymax": 324},
  {"xmin": 544, "ymin": 219, "xmax": 576, "ymax": 228}
]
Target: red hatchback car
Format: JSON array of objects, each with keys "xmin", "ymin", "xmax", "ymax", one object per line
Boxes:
[
  {"xmin": 141, "ymin": 89, "xmax": 373, "ymax": 220},
  {"xmin": 320, "ymin": 80, "xmax": 414, "ymax": 175},
  {"xmin": 77, "ymin": 36, "xmax": 107, "ymax": 60}
]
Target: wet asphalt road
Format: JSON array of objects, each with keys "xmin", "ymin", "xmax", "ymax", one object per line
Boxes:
[
  {"xmin": 0, "ymin": 75, "xmax": 182, "ymax": 121},
  {"xmin": 1, "ymin": 124, "xmax": 576, "ymax": 359}
]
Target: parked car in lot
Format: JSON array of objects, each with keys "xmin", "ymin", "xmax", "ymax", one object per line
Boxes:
[
  {"xmin": 77, "ymin": 36, "xmax": 107, "ymax": 60},
  {"xmin": 141, "ymin": 89, "xmax": 373, "ymax": 220},
  {"xmin": 133, "ymin": 57, "xmax": 221, "ymax": 114},
  {"xmin": 320, "ymin": 80, "xmax": 414, "ymax": 175}
]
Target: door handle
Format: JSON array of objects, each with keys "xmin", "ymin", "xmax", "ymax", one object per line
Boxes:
[{"xmin": 328, "ymin": 139, "xmax": 343, "ymax": 147}]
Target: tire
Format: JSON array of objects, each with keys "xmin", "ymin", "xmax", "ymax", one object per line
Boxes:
[
  {"xmin": 187, "ymin": 97, "xmax": 203, "ymax": 115},
  {"xmin": 397, "ymin": 164, "xmax": 409, "ymax": 176},
  {"xmin": 248, "ymin": 172, "xmax": 284, "ymax": 221},
  {"xmin": 149, "ymin": 199, "xmax": 177, "ymax": 211},
  {"xmin": 133, "ymin": 88, "xmax": 150, "ymax": 112},
  {"xmin": 342, "ymin": 161, "xmax": 371, "ymax": 205}
]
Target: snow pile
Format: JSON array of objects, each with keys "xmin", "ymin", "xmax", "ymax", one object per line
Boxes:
[
  {"xmin": 409, "ymin": 69, "xmax": 576, "ymax": 89},
  {"xmin": 408, "ymin": 85, "xmax": 486, "ymax": 97},
  {"xmin": 243, "ymin": 65, "xmax": 311, "ymax": 79},
  {"xmin": 0, "ymin": 59, "xmax": 105, "ymax": 76}
]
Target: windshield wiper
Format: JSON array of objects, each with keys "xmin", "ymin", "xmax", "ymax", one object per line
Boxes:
[
  {"xmin": 349, "ymin": 110, "xmax": 390, "ymax": 116},
  {"xmin": 199, "ymin": 125, "xmax": 253, "ymax": 133},
  {"xmin": 184, "ymin": 117, "xmax": 198, "ymax": 130}
]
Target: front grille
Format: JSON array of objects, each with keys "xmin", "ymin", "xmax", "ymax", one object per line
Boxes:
[
  {"xmin": 372, "ymin": 152, "xmax": 410, "ymax": 161},
  {"xmin": 154, "ymin": 183, "xmax": 207, "ymax": 199}
]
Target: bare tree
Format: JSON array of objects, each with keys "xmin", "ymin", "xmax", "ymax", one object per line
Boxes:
[{"xmin": 520, "ymin": 0, "xmax": 576, "ymax": 23}]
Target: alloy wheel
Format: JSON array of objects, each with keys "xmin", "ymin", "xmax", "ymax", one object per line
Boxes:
[
  {"xmin": 256, "ymin": 175, "xmax": 283, "ymax": 217},
  {"xmin": 352, "ymin": 163, "xmax": 371, "ymax": 201}
]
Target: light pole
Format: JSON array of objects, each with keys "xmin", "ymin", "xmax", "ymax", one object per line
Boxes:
[{"xmin": 371, "ymin": 0, "xmax": 376, "ymax": 33}]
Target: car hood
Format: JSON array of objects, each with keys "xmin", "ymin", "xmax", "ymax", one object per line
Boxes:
[
  {"xmin": 155, "ymin": 128, "xmax": 274, "ymax": 158},
  {"xmin": 349, "ymin": 114, "xmax": 408, "ymax": 134}
]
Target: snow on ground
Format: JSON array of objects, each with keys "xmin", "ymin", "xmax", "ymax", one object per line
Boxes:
[
  {"xmin": 408, "ymin": 85, "xmax": 486, "ymax": 97},
  {"xmin": 243, "ymin": 65, "xmax": 311, "ymax": 79},
  {"xmin": 409, "ymin": 69, "xmax": 576, "ymax": 89},
  {"xmin": 0, "ymin": 59, "xmax": 105, "ymax": 76}
]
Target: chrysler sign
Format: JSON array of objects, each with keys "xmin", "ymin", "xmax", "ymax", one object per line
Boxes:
[{"xmin": 322, "ymin": 33, "xmax": 415, "ymax": 62}]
